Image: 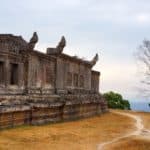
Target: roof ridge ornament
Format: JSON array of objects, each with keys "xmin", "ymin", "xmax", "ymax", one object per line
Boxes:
[
  {"xmin": 56, "ymin": 36, "xmax": 66, "ymax": 54},
  {"xmin": 90, "ymin": 53, "xmax": 99, "ymax": 66},
  {"xmin": 47, "ymin": 36, "xmax": 66, "ymax": 55},
  {"xmin": 27, "ymin": 32, "xmax": 38, "ymax": 50}
]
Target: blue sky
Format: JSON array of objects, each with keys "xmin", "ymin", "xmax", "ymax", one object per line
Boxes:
[{"xmin": 1, "ymin": 0, "xmax": 150, "ymax": 102}]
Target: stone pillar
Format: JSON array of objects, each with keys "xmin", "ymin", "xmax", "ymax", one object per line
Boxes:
[
  {"xmin": 18, "ymin": 63, "xmax": 24, "ymax": 88},
  {"xmin": 23, "ymin": 53, "xmax": 29, "ymax": 94},
  {"xmin": 5, "ymin": 58, "xmax": 10, "ymax": 88}
]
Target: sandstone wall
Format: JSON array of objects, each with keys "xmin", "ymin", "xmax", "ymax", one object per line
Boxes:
[
  {"xmin": 0, "ymin": 53, "xmax": 25, "ymax": 95},
  {"xmin": 56, "ymin": 56, "xmax": 92, "ymax": 94},
  {"xmin": 91, "ymin": 71, "xmax": 100, "ymax": 92},
  {"xmin": 0, "ymin": 94, "xmax": 108, "ymax": 129},
  {"xmin": 28, "ymin": 53, "xmax": 56, "ymax": 95}
]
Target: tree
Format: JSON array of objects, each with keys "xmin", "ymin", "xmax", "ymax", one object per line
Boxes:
[
  {"xmin": 136, "ymin": 40, "xmax": 150, "ymax": 98},
  {"xmin": 103, "ymin": 91, "xmax": 131, "ymax": 110}
]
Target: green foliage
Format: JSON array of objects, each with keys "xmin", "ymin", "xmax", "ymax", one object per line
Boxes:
[{"xmin": 103, "ymin": 91, "xmax": 131, "ymax": 110}]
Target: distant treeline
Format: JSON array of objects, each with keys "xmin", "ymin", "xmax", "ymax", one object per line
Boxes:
[{"xmin": 103, "ymin": 91, "xmax": 131, "ymax": 110}]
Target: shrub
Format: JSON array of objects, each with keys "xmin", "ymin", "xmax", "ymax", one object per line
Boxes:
[{"xmin": 103, "ymin": 91, "xmax": 131, "ymax": 110}]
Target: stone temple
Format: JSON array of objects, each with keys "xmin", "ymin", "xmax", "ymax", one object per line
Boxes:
[{"xmin": 0, "ymin": 32, "xmax": 108, "ymax": 128}]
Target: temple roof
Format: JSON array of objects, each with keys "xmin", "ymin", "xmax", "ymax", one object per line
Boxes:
[
  {"xmin": 0, "ymin": 34, "xmax": 28, "ymax": 47},
  {"xmin": 59, "ymin": 53, "xmax": 94, "ymax": 67},
  {"xmin": 0, "ymin": 34, "xmax": 28, "ymax": 53},
  {"xmin": 0, "ymin": 33, "xmax": 99, "ymax": 67}
]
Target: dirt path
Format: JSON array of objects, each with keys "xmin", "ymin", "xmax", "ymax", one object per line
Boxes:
[{"xmin": 97, "ymin": 111, "xmax": 150, "ymax": 150}]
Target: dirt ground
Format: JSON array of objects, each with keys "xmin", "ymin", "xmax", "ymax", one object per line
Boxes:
[
  {"xmin": 132, "ymin": 111, "xmax": 150, "ymax": 130},
  {"xmin": 104, "ymin": 110, "xmax": 150, "ymax": 150},
  {"xmin": 0, "ymin": 110, "xmax": 149, "ymax": 150},
  {"xmin": 105, "ymin": 137, "xmax": 150, "ymax": 150},
  {"xmin": 0, "ymin": 112, "xmax": 134, "ymax": 150}
]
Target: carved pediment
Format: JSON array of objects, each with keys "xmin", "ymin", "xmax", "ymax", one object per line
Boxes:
[{"xmin": 0, "ymin": 34, "xmax": 28, "ymax": 54}]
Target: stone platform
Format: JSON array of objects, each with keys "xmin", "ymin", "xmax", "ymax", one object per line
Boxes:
[{"xmin": 0, "ymin": 94, "xmax": 108, "ymax": 129}]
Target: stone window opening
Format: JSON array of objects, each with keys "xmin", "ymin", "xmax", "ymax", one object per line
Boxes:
[
  {"xmin": 10, "ymin": 63, "xmax": 18, "ymax": 85},
  {"xmin": 67, "ymin": 72, "xmax": 72, "ymax": 86},
  {"xmin": 31, "ymin": 68, "xmax": 37, "ymax": 86},
  {"xmin": 73, "ymin": 73, "xmax": 78, "ymax": 87},
  {"xmin": 45, "ymin": 67, "xmax": 51, "ymax": 84},
  {"xmin": 79, "ymin": 75, "xmax": 84, "ymax": 88},
  {"xmin": 0, "ymin": 61, "xmax": 4, "ymax": 84}
]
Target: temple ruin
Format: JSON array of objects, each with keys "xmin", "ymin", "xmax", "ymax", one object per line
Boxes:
[{"xmin": 0, "ymin": 32, "xmax": 108, "ymax": 129}]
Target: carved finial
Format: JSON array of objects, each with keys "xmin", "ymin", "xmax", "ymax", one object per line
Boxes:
[
  {"xmin": 91, "ymin": 53, "xmax": 99, "ymax": 66},
  {"xmin": 27, "ymin": 32, "xmax": 38, "ymax": 50},
  {"xmin": 56, "ymin": 36, "xmax": 66, "ymax": 54},
  {"xmin": 30, "ymin": 32, "xmax": 38, "ymax": 43}
]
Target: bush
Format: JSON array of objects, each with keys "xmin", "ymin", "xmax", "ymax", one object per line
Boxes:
[{"xmin": 103, "ymin": 91, "xmax": 131, "ymax": 110}]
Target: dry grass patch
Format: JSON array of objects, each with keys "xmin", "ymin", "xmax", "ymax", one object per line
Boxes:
[
  {"xmin": 0, "ymin": 112, "xmax": 134, "ymax": 150},
  {"xmin": 113, "ymin": 109, "xmax": 150, "ymax": 130},
  {"xmin": 108, "ymin": 110, "xmax": 150, "ymax": 150},
  {"xmin": 105, "ymin": 137, "xmax": 150, "ymax": 150}
]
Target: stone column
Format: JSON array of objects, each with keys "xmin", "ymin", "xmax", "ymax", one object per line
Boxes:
[
  {"xmin": 5, "ymin": 58, "xmax": 10, "ymax": 88},
  {"xmin": 18, "ymin": 63, "xmax": 24, "ymax": 88}
]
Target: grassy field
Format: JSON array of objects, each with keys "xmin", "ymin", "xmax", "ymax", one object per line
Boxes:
[{"xmin": 0, "ymin": 110, "xmax": 149, "ymax": 150}]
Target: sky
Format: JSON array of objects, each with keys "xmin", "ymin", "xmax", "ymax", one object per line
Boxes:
[{"xmin": 0, "ymin": 0, "xmax": 150, "ymax": 102}]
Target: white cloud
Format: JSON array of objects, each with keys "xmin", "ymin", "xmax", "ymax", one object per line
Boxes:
[
  {"xmin": 97, "ymin": 61, "xmax": 140, "ymax": 100},
  {"xmin": 136, "ymin": 13, "xmax": 150, "ymax": 24}
]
